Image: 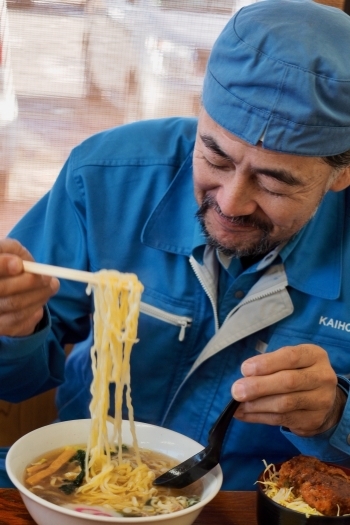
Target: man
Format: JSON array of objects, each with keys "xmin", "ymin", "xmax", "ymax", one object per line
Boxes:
[{"xmin": 1, "ymin": 0, "xmax": 350, "ymax": 490}]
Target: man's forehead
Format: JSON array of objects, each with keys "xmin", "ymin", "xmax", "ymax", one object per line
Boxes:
[
  {"xmin": 197, "ymin": 110, "xmax": 326, "ymax": 168},
  {"xmin": 197, "ymin": 114, "xmax": 279, "ymax": 160}
]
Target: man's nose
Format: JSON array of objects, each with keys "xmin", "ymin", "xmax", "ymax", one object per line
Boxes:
[{"xmin": 215, "ymin": 174, "xmax": 258, "ymax": 217}]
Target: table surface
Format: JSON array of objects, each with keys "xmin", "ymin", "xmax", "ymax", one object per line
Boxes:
[{"xmin": 0, "ymin": 489, "xmax": 257, "ymax": 525}]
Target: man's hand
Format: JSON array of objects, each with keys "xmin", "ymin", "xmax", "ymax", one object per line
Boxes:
[
  {"xmin": 231, "ymin": 344, "xmax": 346, "ymax": 436},
  {"xmin": 0, "ymin": 238, "xmax": 60, "ymax": 337}
]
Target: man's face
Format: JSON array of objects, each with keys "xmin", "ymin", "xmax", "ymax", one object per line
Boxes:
[{"xmin": 193, "ymin": 109, "xmax": 338, "ymax": 258}]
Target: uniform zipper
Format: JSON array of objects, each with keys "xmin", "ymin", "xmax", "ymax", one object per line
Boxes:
[
  {"xmin": 223, "ymin": 284, "xmax": 288, "ymax": 325},
  {"xmin": 140, "ymin": 302, "xmax": 192, "ymax": 341},
  {"xmin": 190, "ymin": 255, "xmax": 288, "ymax": 332},
  {"xmin": 189, "ymin": 257, "xmax": 219, "ymax": 333}
]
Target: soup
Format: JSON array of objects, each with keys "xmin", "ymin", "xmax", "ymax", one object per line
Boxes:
[{"xmin": 25, "ymin": 444, "xmax": 202, "ymax": 518}]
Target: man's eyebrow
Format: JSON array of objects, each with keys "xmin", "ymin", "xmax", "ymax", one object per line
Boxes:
[
  {"xmin": 200, "ymin": 134, "xmax": 233, "ymax": 161},
  {"xmin": 255, "ymin": 167, "xmax": 302, "ymax": 186},
  {"xmin": 200, "ymin": 134, "xmax": 302, "ymax": 187}
]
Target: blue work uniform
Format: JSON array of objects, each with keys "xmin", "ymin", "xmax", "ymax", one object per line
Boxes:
[{"xmin": 1, "ymin": 117, "xmax": 350, "ymax": 490}]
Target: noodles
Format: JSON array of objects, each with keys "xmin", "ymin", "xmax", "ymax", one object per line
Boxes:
[
  {"xmin": 84, "ymin": 269, "xmax": 144, "ymax": 487},
  {"xmin": 25, "ymin": 445, "xmax": 201, "ymax": 517},
  {"xmin": 24, "ymin": 268, "xmax": 202, "ymax": 516},
  {"xmin": 73, "ymin": 446, "xmax": 199, "ymax": 515}
]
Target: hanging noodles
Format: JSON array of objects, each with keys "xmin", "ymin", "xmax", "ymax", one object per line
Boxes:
[{"xmin": 81, "ymin": 270, "xmax": 147, "ymax": 502}]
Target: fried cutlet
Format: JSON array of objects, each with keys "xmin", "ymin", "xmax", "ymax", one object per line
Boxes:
[{"xmin": 277, "ymin": 455, "xmax": 350, "ymax": 516}]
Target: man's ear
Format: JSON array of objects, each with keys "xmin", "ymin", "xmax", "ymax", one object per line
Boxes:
[{"xmin": 329, "ymin": 166, "xmax": 350, "ymax": 192}]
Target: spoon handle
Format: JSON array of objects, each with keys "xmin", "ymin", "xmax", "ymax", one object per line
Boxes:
[{"xmin": 208, "ymin": 398, "xmax": 240, "ymax": 449}]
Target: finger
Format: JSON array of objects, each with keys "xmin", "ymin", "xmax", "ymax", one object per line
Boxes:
[
  {"xmin": 0, "ymin": 239, "xmax": 49, "ymax": 282},
  {"xmin": 241, "ymin": 344, "xmax": 330, "ymax": 377},
  {"xmin": 0, "ymin": 277, "xmax": 59, "ymax": 337},
  {"xmin": 0, "ymin": 239, "xmax": 34, "ymax": 277},
  {"xmin": 234, "ymin": 406, "xmax": 328, "ymax": 436},
  {"xmin": 233, "ymin": 366, "xmax": 336, "ymax": 400},
  {"xmin": 0, "ymin": 280, "xmax": 59, "ymax": 313},
  {"xmin": 235, "ymin": 388, "xmax": 334, "ymax": 418},
  {"xmin": 0, "ymin": 278, "xmax": 59, "ymax": 336},
  {"xmin": 232, "ymin": 366, "xmax": 337, "ymax": 402},
  {"xmin": 0, "ymin": 254, "xmax": 24, "ymax": 278},
  {"xmin": 0, "ymin": 306, "xmax": 45, "ymax": 337},
  {"xmin": 0, "ymin": 269, "xmax": 58, "ymax": 297},
  {"xmin": 0, "ymin": 238, "xmax": 33, "ymax": 259}
]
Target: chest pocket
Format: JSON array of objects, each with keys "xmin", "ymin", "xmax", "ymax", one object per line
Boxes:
[
  {"xmin": 128, "ymin": 294, "xmax": 198, "ymax": 425},
  {"xmin": 140, "ymin": 302, "xmax": 192, "ymax": 342}
]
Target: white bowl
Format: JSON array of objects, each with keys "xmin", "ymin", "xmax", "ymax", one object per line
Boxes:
[{"xmin": 6, "ymin": 419, "xmax": 223, "ymax": 525}]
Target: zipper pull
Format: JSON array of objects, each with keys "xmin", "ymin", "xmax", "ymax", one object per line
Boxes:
[{"xmin": 178, "ymin": 320, "xmax": 191, "ymax": 342}]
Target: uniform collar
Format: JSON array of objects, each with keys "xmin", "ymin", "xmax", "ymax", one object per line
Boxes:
[
  {"xmin": 280, "ymin": 190, "xmax": 344, "ymax": 300},
  {"xmin": 141, "ymin": 151, "xmax": 198, "ymax": 255}
]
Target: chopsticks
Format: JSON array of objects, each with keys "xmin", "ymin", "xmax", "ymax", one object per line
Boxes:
[{"xmin": 22, "ymin": 261, "xmax": 99, "ymax": 285}]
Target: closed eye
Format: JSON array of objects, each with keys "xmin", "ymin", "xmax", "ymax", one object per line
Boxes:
[{"xmin": 202, "ymin": 156, "xmax": 230, "ymax": 172}]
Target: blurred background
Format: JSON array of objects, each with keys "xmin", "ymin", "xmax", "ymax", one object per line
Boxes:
[{"xmin": 0, "ymin": 0, "xmax": 349, "ymax": 238}]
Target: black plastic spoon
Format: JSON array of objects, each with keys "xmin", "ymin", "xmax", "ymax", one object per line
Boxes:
[{"xmin": 153, "ymin": 398, "xmax": 240, "ymax": 489}]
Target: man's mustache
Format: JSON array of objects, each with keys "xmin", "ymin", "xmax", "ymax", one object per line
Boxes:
[{"xmin": 196, "ymin": 195, "xmax": 273, "ymax": 234}]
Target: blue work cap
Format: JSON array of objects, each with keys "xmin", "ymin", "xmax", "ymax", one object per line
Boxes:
[{"xmin": 202, "ymin": 0, "xmax": 350, "ymax": 156}]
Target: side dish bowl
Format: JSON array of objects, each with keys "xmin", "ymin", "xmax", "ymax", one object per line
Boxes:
[
  {"xmin": 6, "ymin": 419, "xmax": 223, "ymax": 525},
  {"xmin": 256, "ymin": 461, "xmax": 350, "ymax": 525}
]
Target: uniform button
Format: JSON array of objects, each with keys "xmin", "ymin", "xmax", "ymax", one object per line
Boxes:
[
  {"xmin": 235, "ymin": 290, "xmax": 245, "ymax": 299},
  {"xmin": 347, "ymin": 434, "xmax": 350, "ymax": 446}
]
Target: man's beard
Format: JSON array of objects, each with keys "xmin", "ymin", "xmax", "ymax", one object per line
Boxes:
[{"xmin": 195, "ymin": 195, "xmax": 284, "ymax": 258}]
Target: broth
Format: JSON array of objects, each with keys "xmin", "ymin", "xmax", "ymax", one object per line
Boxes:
[{"xmin": 24, "ymin": 444, "xmax": 202, "ymax": 518}]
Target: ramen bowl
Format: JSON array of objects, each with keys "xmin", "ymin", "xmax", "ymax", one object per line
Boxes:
[
  {"xmin": 6, "ymin": 419, "xmax": 222, "ymax": 525},
  {"xmin": 256, "ymin": 461, "xmax": 350, "ymax": 525}
]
